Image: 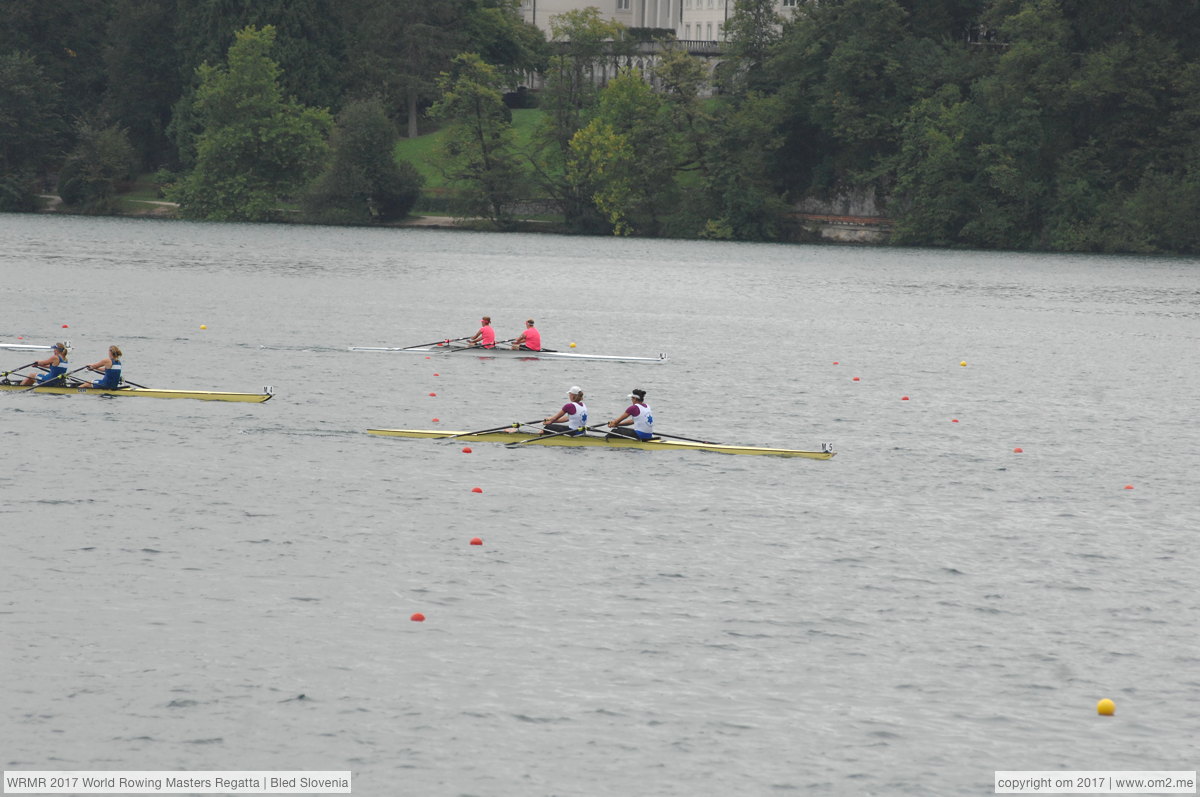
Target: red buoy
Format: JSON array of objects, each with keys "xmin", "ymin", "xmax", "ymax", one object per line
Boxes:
[
  {"xmin": 951, "ymin": 419, "xmax": 959, "ymax": 423},
  {"xmin": 471, "ymin": 487, "xmax": 483, "ymax": 493},
  {"xmin": 462, "ymin": 447, "xmax": 472, "ymax": 453},
  {"xmin": 852, "ymin": 377, "xmax": 861, "ymax": 382},
  {"xmin": 901, "ymin": 396, "xmax": 909, "ymax": 401},
  {"xmin": 1013, "ymin": 447, "xmax": 1024, "ymax": 453},
  {"xmin": 1124, "ymin": 484, "xmax": 1134, "ymax": 490},
  {"xmin": 432, "ymin": 417, "xmax": 439, "ymax": 422},
  {"xmin": 833, "ymin": 361, "xmax": 839, "ymax": 365},
  {"xmin": 469, "ymin": 537, "xmax": 483, "ymax": 546},
  {"xmin": 428, "ymin": 392, "xmax": 437, "ymax": 397},
  {"xmin": 410, "ymin": 613, "xmax": 425, "ymax": 622},
  {"xmin": 433, "ymin": 373, "xmax": 439, "ymax": 376}
]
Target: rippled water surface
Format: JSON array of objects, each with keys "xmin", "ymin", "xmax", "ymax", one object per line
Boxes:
[{"xmin": 2, "ymin": 215, "xmax": 1198, "ymax": 795}]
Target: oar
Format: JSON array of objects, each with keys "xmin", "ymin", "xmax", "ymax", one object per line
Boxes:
[
  {"xmin": 404, "ymin": 336, "xmax": 468, "ymax": 350},
  {"xmin": 450, "ymin": 338, "xmax": 515, "ymax": 353},
  {"xmin": 506, "ymin": 422, "xmax": 609, "ymax": 447},
  {"xmin": 1, "ymin": 361, "xmax": 40, "ymax": 379},
  {"xmin": 447, "ymin": 419, "xmax": 544, "ymax": 439},
  {"xmin": 643, "ymin": 431, "xmax": 721, "ymax": 445},
  {"xmin": 20, "ymin": 366, "xmax": 89, "ymax": 392}
]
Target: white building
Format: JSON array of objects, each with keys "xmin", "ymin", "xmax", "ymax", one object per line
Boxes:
[{"xmin": 519, "ymin": 0, "xmax": 798, "ymax": 42}]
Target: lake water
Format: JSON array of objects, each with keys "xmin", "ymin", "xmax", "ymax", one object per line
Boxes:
[{"xmin": 2, "ymin": 214, "xmax": 1198, "ymax": 796}]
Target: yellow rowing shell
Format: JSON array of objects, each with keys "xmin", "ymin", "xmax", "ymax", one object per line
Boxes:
[
  {"xmin": 366, "ymin": 428, "xmax": 835, "ymax": 459},
  {"xmin": 0, "ymin": 383, "xmax": 273, "ymax": 402}
]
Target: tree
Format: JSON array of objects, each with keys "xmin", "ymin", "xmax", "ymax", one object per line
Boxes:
[
  {"xmin": 530, "ymin": 9, "xmax": 630, "ymax": 232},
  {"xmin": 431, "ymin": 53, "xmax": 528, "ymax": 228},
  {"xmin": 0, "ymin": 51, "xmax": 65, "ymax": 211},
  {"xmin": 56, "ymin": 119, "xmax": 137, "ymax": 211},
  {"xmin": 0, "ymin": 0, "xmax": 112, "ymax": 120},
  {"xmin": 167, "ymin": 26, "xmax": 332, "ymax": 222},
  {"xmin": 720, "ymin": 0, "xmax": 784, "ymax": 95},
  {"xmin": 301, "ymin": 98, "xmax": 424, "ymax": 224},
  {"xmin": 568, "ymin": 69, "xmax": 677, "ymax": 235},
  {"xmin": 102, "ymin": 0, "xmax": 183, "ymax": 170}
]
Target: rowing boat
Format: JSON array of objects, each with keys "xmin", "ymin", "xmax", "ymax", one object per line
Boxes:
[
  {"xmin": 0, "ymin": 383, "xmax": 273, "ymax": 402},
  {"xmin": 366, "ymin": 428, "xmax": 835, "ymax": 459},
  {"xmin": 1, "ymin": 341, "xmax": 67, "ymax": 351},
  {"xmin": 349, "ymin": 344, "xmax": 667, "ymax": 363}
]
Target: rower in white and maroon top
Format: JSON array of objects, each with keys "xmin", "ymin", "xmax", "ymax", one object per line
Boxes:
[
  {"xmin": 543, "ymin": 386, "xmax": 588, "ymax": 436},
  {"xmin": 511, "ymin": 319, "xmax": 541, "ymax": 351},
  {"xmin": 465, "ymin": 316, "xmax": 495, "ymax": 348},
  {"xmin": 608, "ymin": 388, "xmax": 654, "ymax": 441}
]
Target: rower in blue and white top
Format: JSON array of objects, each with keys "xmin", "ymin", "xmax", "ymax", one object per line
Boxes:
[
  {"xmin": 608, "ymin": 388, "xmax": 654, "ymax": 441},
  {"xmin": 20, "ymin": 342, "xmax": 69, "ymax": 386},
  {"xmin": 77, "ymin": 345, "xmax": 123, "ymax": 389},
  {"xmin": 543, "ymin": 386, "xmax": 588, "ymax": 436}
]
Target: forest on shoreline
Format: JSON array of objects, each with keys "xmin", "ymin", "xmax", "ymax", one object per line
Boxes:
[{"xmin": 3, "ymin": 1, "xmax": 1200, "ymax": 253}]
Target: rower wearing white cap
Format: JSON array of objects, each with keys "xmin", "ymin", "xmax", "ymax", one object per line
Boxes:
[
  {"xmin": 543, "ymin": 386, "xmax": 588, "ymax": 436},
  {"xmin": 608, "ymin": 388, "xmax": 654, "ymax": 441}
]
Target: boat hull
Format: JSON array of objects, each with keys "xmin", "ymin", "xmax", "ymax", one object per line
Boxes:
[
  {"xmin": 366, "ymin": 428, "xmax": 834, "ymax": 459},
  {"xmin": 349, "ymin": 345, "xmax": 667, "ymax": 363},
  {"xmin": 0, "ymin": 383, "xmax": 272, "ymax": 402}
]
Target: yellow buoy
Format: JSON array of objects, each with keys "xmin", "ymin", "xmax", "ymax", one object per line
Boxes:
[
  {"xmin": 960, "ymin": 361, "xmax": 967, "ymax": 367},
  {"xmin": 200, "ymin": 325, "xmax": 207, "ymax": 330},
  {"xmin": 569, "ymin": 342, "xmax": 576, "ymax": 348},
  {"xmin": 1097, "ymin": 698, "xmax": 1115, "ymax": 716}
]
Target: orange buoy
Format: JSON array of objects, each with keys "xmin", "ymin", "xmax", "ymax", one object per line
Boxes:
[
  {"xmin": 1124, "ymin": 484, "xmax": 1134, "ymax": 490},
  {"xmin": 1013, "ymin": 447, "xmax": 1024, "ymax": 453},
  {"xmin": 471, "ymin": 487, "xmax": 483, "ymax": 493},
  {"xmin": 462, "ymin": 447, "xmax": 472, "ymax": 453},
  {"xmin": 410, "ymin": 613, "xmax": 425, "ymax": 622},
  {"xmin": 469, "ymin": 537, "xmax": 483, "ymax": 546}
]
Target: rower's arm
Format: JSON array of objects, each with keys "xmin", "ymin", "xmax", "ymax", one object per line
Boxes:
[{"xmin": 608, "ymin": 412, "xmax": 631, "ymax": 428}]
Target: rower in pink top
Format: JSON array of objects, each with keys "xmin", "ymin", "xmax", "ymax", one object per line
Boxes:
[
  {"xmin": 466, "ymin": 316, "xmax": 495, "ymax": 348},
  {"xmin": 511, "ymin": 319, "xmax": 541, "ymax": 351}
]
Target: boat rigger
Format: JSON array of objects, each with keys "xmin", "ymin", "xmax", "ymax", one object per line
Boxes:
[{"xmin": 366, "ymin": 428, "xmax": 835, "ymax": 459}]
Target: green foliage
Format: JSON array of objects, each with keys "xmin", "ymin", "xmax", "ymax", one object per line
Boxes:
[
  {"xmin": 531, "ymin": 9, "xmax": 632, "ymax": 232},
  {"xmin": 101, "ymin": 0, "xmax": 183, "ymax": 170},
  {"xmin": 0, "ymin": 1, "xmax": 111, "ymax": 119},
  {"xmin": 301, "ymin": 98, "xmax": 424, "ymax": 224},
  {"xmin": 431, "ymin": 53, "xmax": 528, "ymax": 229},
  {"xmin": 56, "ymin": 120, "xmax": 137, "ymax": 211},
  {"xmin": 168, "ymin": 26, "xmax": 332, "ymax": 222},
  {"xmin": 721, "ymin": 0, "xmax": 783, "ymax": 94},
  {"xmin": 569, "ymin": 69, "xmax": 678, "ymax": 236},
  {"xmin": 0, "ymin": 50, "xmax": 65, "ymax": 211}
]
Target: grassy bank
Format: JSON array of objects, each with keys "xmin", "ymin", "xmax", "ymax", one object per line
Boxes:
[{"xmin": 394, "ymin": 108, "xmax": 545, "ymax": 191}]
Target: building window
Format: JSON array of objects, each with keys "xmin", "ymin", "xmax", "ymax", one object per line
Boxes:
[
  {"xmin": 706, "ymin": 22, "xmax": 712, "ymax": 39},
  {"xmin": 617, "ymin": 0, "xmax": 630, "ymax": 8},
  {"xmin": 782, "ymin": 0, "xmax": 798, "ymax": 6},
  {"xmin": 684, "ymin": 24, "xmax": 691, "ymax": 38},
  {"xmin": 717, "ymin": 23, "xmax": 723, "ymax": 39}
]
